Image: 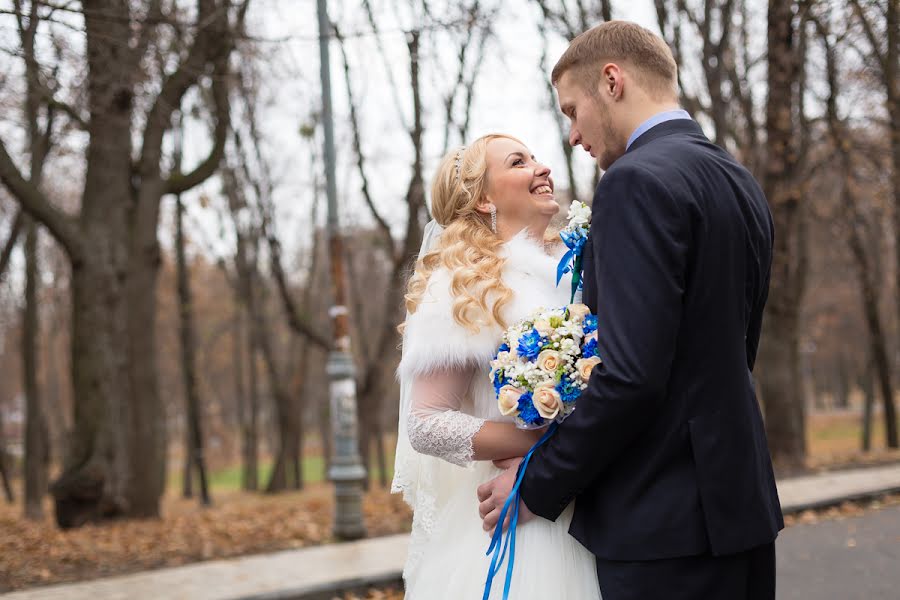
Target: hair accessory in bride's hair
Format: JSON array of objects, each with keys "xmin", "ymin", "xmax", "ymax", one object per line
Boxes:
[{"xmin": 454, "ymin": 147, "xmax": 465, "ymax": 183}]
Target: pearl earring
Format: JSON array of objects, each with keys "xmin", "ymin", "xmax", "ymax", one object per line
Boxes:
[{"xmin": 490, "ymin": 205, "xmax": 497, "ymax": 234}]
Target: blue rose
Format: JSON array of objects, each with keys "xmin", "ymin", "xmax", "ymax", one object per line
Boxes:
[
  {"xmin": 516, "ymin": 392, "xmax": 544, "ymax": 426},
  {"xmin": 582, "ymin": 338, "xmax": 599, "ymax": 359},
  {"xmin": 556, "ymin": 378, "xmax": 582, "ymax": 404},
  {"xmin": 498, "ymin": 342, "xmax": 510, "ymax": 353},
  {"xmin": 582, "ymin": 314, "xmax": 598, "ymax": 334},
  {"xmin": 517, "ymin": 328, "xmax": 544, "ymax": 361}
]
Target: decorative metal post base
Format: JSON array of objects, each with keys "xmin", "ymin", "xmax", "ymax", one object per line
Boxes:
[{"xmin": 327, "ymin": 350, "xmax": 367, "ymax": 540}]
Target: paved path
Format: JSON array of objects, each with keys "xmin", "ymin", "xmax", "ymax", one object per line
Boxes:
[
  {"xmin": 3, "ymin": 464, "xmax": 899, "ymax": 600},
  {"xmin": 777, "ymin": 505, "xmax": 900, "ymax": 599}
]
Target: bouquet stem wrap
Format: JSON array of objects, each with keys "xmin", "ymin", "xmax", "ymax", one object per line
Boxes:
[{"xmin": 482, "ymin": 421, "xmax": 559, "ymax": 600}]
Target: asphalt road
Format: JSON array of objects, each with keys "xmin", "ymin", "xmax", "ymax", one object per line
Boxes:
[{"xmin": 777, "ymin": 505, "xmax": 900, "ymax": 599}]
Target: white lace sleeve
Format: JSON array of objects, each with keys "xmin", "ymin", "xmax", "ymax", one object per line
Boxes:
[{"xmin": 406, "ymin": 368, "xmax": 487, "ymax": 467}]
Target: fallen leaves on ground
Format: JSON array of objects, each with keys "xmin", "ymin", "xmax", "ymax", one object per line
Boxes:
[
  {"xmin": 0, "ymin": 484, "xmax": 411, "ymax": 592},
  {"xmin": 339, "ymin": 585, "xmax": 405, "ymax": 599}
]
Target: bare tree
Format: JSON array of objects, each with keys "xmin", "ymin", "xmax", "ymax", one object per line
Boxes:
[
  {"xmin": 175, "ymin": 190, "xmax": 212, "ymax": 505},
  {"xmin": 848, "ymin": 0, "xmax": 899, "ymax": 344},
  {"xmin": 756, "ymin": 0, "xmax": 809, "ymax": 472},
  {"xmin": 817, "ymin": 12, "xmax": 897, "ymax": 448},
  {"xmin": 22, "ymin": 218, "xmax": 49, "ymax": 520},
  {"xmin": 0, "ymin": 1, "xmax": 248, "ymax": 526}
]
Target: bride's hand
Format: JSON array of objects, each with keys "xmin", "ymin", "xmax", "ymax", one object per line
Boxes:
[{"xmin": 477, "ymin": 458, "xmax": 536, "ymax": 532}]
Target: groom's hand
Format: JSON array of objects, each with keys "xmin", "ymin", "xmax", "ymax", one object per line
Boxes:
[{"xmin": 477, "ymin": 458, "xmax": 535, "ymax": 532}]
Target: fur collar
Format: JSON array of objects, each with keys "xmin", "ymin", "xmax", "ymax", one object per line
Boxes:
[{"xmin": 398, "ymin": 231, "xmax": 572, "ymax": 379}]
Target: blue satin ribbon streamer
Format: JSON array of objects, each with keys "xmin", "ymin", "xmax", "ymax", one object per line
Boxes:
[
  {"xmin": 482, "ymin": 421, "xmax": 559, "ymax": 600},
  {"xmin": 555, "ymin": 248, "xmax": 576, "ymax": 285},
  {"xmin": 557, "ymin": 229, "xmax": 587, "ymax": 303}
]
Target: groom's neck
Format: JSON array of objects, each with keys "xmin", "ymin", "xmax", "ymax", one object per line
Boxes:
[{"xmin": 618, "ymin": 100, "xmax": 683, "ymax": 145}]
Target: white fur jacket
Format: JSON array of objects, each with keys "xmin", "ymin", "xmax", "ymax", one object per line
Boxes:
[{"xmin": 396, "ymin": 231, "xmax": 573, "ymax": 467}]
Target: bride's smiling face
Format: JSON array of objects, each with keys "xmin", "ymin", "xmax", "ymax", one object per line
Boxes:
[{"xmin": 479, "ymin": 138, "xmax": 559, "ymax": 239}]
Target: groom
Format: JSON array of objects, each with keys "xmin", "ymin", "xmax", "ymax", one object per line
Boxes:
[{"xmin": 477, "ymin": 21, "xmax": 783, "ymax": 600}]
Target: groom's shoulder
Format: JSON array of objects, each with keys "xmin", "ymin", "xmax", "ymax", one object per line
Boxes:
[{"xmin": 597, "ymin": 154, "xmax": 670, "ymax": 196}]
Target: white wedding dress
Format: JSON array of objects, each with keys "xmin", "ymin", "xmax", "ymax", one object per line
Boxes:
[{"xmin": 394, "ymin": 229, "xmax": 601, "ymax": 599}]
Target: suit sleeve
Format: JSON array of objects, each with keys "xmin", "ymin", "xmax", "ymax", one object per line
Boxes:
[
  {"xmin": 744, "ymin": 215, "xmax": 774, "ymax": 372},
  {"xmin": 520, "ymin": 164, "xmax": 690, "ymax": 521}
]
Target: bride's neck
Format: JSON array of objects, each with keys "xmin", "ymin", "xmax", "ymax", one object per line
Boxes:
[{"xmin": 497, "ymin": 222, "xmax": 549, "ymax": 244}]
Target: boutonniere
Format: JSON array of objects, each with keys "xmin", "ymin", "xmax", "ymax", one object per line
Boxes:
[{"xmin": 556, "ymin": 200, "xmax": 591, "ymax": 303}]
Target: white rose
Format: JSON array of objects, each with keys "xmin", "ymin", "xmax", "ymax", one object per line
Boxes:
[
  {"xmin": 537, "ymin": 349, "xmax": 562, "ymax": 373},
  {"xmin": 567, "ymin": 201, "xmax": 591, "ymax": 225},
  {"xmin": 497, "ymin": 385, "xmax": 524, "ymax": 417},
  {"xmin": 533, "ymin": 319, "xmax": 553, "ymax": 337},
  {"xmin": 567, "ymin": 303, "xmax": 591, "ymax": 322},
  {"xmin": 533, "ymin": 382, "xmax": 562, "ymax": 420},
  {"xmin": 576, "ymin": 357, "xmax": 602, "ymax": 381}
]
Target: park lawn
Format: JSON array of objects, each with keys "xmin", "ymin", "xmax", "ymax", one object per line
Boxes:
[
  {"xmin": 806, "ymin": 411, "xmax": 900, "ymax": 462},
  {"xmin": 192, "ymin": 414, "xmax": 896, "ymax": 492},
  {"xmin": 191, "ymin": 449, "xmax": 396, "ymax": 493}
]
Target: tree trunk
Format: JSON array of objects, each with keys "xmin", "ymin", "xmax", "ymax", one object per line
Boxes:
[
  {"xmin": 758, "ymin": 0, "xmax": 807, "ymax": 473},
  {"xmin": 0, "ymin": 406, "xmax": 14, "ymax": 503},
  {"xmin": 23, "ymin": 218, "xmax": 49, "ymax": 520},
  {"xmin": 258, "ymin": 294, "xmax": 301, "ymax": 494},
  {"xmin": 860, "ymin": 363, "xmax": 875, "ymax": 452},
  {"xmin": 845, "ymin": 211, "xmax": 898, "ymax": 447},
  {"xmin": 245, "ymin": 337, "xmax": 259, "ymax": 492},
  {"xmin": 125, "ymin": 189, "xmax": 166, "ymax": 516},
  {"xmin": 232, "ymin": 307, "xmax": 257, "ymax": 491},
  {"xmin": 50, "ymin": 28, "xmax": 135, "ymax": 523},
  {"xmin": 52, "ymin": 252, "xmax": 131, "ymax": 528},
  {"xmin": 374, "ymin": 422, "xmax": 388, "ymax": 488},
  {"xmin": 175, "ymin": 195, "xmax": 211, "ymax": 505}
]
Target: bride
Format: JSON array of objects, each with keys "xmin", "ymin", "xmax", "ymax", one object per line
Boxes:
[{"xmin": 393, "ymin": 133, "xmax": 601, "ymax": 598}]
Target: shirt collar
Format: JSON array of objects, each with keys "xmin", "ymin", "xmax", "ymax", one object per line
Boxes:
[{"xmin": 626, "ymin": 109, "xmax": 692, "ymax": 150}]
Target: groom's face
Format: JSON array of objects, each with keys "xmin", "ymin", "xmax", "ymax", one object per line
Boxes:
[{"xmin": 556, "ymin": 70, "xmax": 623, "ymax": 170}]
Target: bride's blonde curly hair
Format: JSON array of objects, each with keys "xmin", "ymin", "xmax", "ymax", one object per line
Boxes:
[{"xmin": 404, "ymin": 133, "xmax": 521, "ymax": 333}]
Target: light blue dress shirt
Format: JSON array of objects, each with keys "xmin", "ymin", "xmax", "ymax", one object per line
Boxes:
[{"xmin": 626, "ymin": 109, "xmax": 692, "ymax": 150}]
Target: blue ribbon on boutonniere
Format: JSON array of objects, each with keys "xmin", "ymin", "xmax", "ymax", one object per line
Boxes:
[
  {"xmin": 482, "ymin": 422, "xmax": 559, "ymax": 600},
  {"xmin": 557, "ymin": 228, "xmax": 587, "ymax": 304}
]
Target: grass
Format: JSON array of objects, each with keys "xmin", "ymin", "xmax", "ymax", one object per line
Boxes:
[
  {"xmin": 169, "ymin": 414, "xmax": 897, "ymax": 493},
  {"xmin": 173, "ymin": 452, "xmax": 395, "ymax": 493}
]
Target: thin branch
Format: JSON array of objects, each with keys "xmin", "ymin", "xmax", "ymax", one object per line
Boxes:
[
  {"xmin": 0, "ymin": 209, "xmax": 23, "ymax": 281},
  {"xmin": 0, "ymin": 138, "xmax": 79, "ymax": 257},
  {"xmin": 165, "ymin": 54, "xmax": 230, "ymax": 194},
  {"xmin": 141, "ymin": 0, "xmax": 229, "ymax": 183},
  {"xmin": 333, "ymin": 22, "xmax": 393, "ymax": 252}
]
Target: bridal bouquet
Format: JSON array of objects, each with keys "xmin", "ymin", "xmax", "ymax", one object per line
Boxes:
[{"xmin": 490, "ymin": 303, "xmax": 600, "ymax": 429}]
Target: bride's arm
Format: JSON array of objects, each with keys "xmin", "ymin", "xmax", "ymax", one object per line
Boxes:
[{"xmin": 407, "ymin": 368, "xmax": 541, "ymax": 466}]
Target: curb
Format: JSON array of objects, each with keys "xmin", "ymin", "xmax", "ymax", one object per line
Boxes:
[
  {"xmin": 240, "ymin": 572, "xmax": 404, "ymax": 600},
  {"xmin": 781, "ymin": 484, "xmax": 900, "ymax": 516}
]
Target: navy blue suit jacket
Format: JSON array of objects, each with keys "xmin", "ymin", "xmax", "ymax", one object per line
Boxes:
[{"xmin": 520, "ymin": 119, "xmax": 784, "ymax": 561}]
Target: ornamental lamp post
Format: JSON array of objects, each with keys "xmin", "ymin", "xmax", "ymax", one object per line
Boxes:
[{"xmin": 316, "ymin": 0, "xmax": 367, "ymax": 540}]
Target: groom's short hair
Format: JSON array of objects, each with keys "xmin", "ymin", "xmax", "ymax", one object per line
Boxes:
[{"xmin": 552, "ymin": 21, "xmax": 678, "ymax": 101}]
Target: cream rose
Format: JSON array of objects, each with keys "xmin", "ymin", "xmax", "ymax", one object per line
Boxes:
[
  {"xmin": 533, "ymin": 382, "xmax": 562, "ymax": 420},
  {"xmin": 497, "ymin": 385, "xmax": 524, "ymax": 417},
  {"xmin": 567, "ymin": 303, "xmax": 591, "ymax": 322},
  {"xmin": 536, "ymin": 349, "xmax": 562, "ymax": 373},
  {"xmin": 576, "ymin": 357, "xmax": 602, "ymax": 381},
  {"xmin": 533, "ymin": 319, "xmax": 553, "ymax": 337}
]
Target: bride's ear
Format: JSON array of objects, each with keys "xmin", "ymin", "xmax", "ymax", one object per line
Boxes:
[{"xmin": 475, "ymin": 196, "xmax": 494, "ymax": 216}]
